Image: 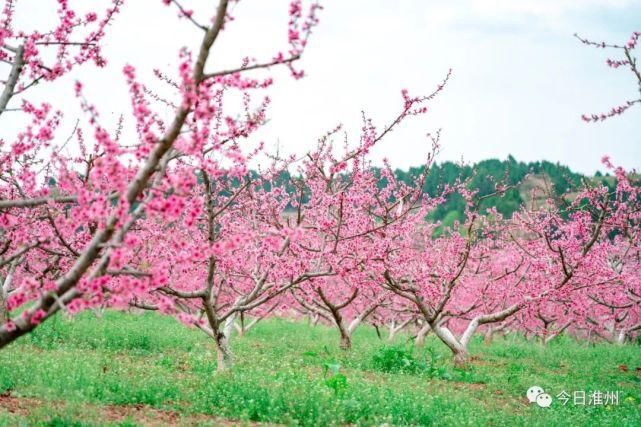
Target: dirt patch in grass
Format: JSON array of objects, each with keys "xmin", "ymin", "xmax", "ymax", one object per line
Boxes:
[
  {"xmin": 449, "ymin": 382, "xmax": 487, "ymax": 391},
  {"xmin": 0, "ymin": 394, "xmax": 262, "ymax": 426}
]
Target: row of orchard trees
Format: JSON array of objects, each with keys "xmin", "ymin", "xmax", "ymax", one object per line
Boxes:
[{"xmin": 0, "ymin": 0, "xmax": 640, "ymax": 371}]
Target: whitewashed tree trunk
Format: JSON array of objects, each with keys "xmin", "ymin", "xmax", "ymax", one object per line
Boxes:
[
  {"xmin": 310, "ymin": 313, "xmax": 320, "ymax": 327},
  {"xmin": 387, "ymin": 318, "xmax": 411, "ymax": 342},
  {"xmin": 483, "ymin": 328, "xmax": 494, "ymax": 345},
  {"xmin": 615, "ymin": 328, "xmax": 627, "ymax": 345},
  {"xmin": 213, "ymin": 314, "xmax": 236, "ymax": 372},
  {"xmin": 415, "ymin": 323, "xmax": 431, "ymax": 347},
  {"xmin": 0, "ymin": 260, "xmax": 17, "ymax": 322},
  {"xmin": 0, "ymin": 284, "xmax": 7, "ymax": 322},
  {"xmin": 430, "ymin": 303, "xmax": 521, "ymax": 366},
  {"xmin": 215, "ymin": 331, "xmax": 233, "ymax": 372},
  {"xmin": 432, "ymin": 324, "xmax": 469, "ymax": 367}
]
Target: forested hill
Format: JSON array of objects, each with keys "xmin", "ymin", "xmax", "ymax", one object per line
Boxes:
[
  {"xmin": 396, "ymin": 155, "xmax": 588, "ymax": 226},
  {"xmin": 268, "ymin": 155, "xmax": 617, "ymax": 226}
]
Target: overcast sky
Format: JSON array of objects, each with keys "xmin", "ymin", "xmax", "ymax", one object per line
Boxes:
[{"xmin": 14, "ymin": 0, "xmax": 641, "ymax": 174}]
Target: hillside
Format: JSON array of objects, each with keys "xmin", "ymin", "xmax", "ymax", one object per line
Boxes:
[{"xmin": 263, "ymin": 156, "xmax": 626, "ymax": 227}]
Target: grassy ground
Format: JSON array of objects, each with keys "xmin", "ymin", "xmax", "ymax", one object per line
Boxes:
[{"xmin": 0, "ymin": 312, "xmax": 639, "ymax": 426}]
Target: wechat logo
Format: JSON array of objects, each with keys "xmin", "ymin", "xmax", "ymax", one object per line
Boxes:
[{"xmin": 527, "ymin": 386, "xmax": 552, "ymax": 408}]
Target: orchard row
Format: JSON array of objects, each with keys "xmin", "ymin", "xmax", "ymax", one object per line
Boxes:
[{"xmin": 0, "ymin": 0, "xmax": 639, "ymax": 372}]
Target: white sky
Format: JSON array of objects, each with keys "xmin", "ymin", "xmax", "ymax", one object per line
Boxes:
[{"xmin": 10, "ymin": 0, "xmax": 641, "ymax": 175}]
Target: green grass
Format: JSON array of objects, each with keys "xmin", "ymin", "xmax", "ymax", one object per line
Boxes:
[{"xmin": 0, "ymin": 311, "xmax": 639, "ymax": 426}]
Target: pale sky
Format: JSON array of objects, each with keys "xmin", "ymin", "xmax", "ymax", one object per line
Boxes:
[{"xmin": 11, "ymin": 0, "xmax": 641, "ymax": 175}]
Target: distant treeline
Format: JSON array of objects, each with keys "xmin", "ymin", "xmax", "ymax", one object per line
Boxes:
[
  {"xmin": 394, "ymin": 156, "xmax": 583, "ymax": 221},
  {"xmin": 262, "ymin": 156, "xmax": 599, "ymax": 221},
  {"xmin": 232, "ymin": 156, "xmax": 623, "ymax": 229}
]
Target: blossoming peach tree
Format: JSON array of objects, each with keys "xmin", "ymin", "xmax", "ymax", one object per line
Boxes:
[
  {"xmin": 380, "ymin": 161, "xmax": 641, "ymax": 366},
  {"xmin": 0, "ymin": 0, "xmax": 321, "ymax": 348}
]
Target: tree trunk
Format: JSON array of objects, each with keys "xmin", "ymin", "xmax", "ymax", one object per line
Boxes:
[
  {"xmin": 0, "ymin": 265, "xmax": 16, "ymax": 322},
  {"xmin": 415, "ymin": 323, "xmax": 431, "ymax": 347},
  {"xmin": 215, "ymin": 331, "xmax": 233, "ymax": 372},
  {"xmin": 236, "ymin": 324, "xmax": 245, "ymax": 337},
  {"xmin": 432, "ymin": 324, "xmax": 469, "ymax": 368},
  {"xmin": 212, "ymin": 314, "xmax": 236, "ymax": 372},
  {"xmin": 236, "ymin": 312, "xmax": 246, "ymax": 337},
  {"xmin": 387, "ymin": 318, "xmax": 411, "ymax": 342},
  {"xmin": 339, "ymin": 330, "xmax": 352, "ymax": 350},
  {"xmin": 483, "ymin": 328, "xmax": 494, "ymax": 345},
  {"xmin": 387, "ymin": 329, "xmax": 397, "ymax": 342},
  {"xmin": 0, "ymin": 289, "xmax": 8, "ymax": 322},
  {"xmin": 311, "ymin": 313, "xmax": 320, "ymax": 327},
  {"xmin": 452, "ymin": 348, "xmax": 469, "ymax": 368},
  {"xmin": 333, "ymin": 316, "xmax": 352, "ymax": 350},
  {"xmin": 615, "ymin": 329, "xmax": 627, "ymax": 345}
]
